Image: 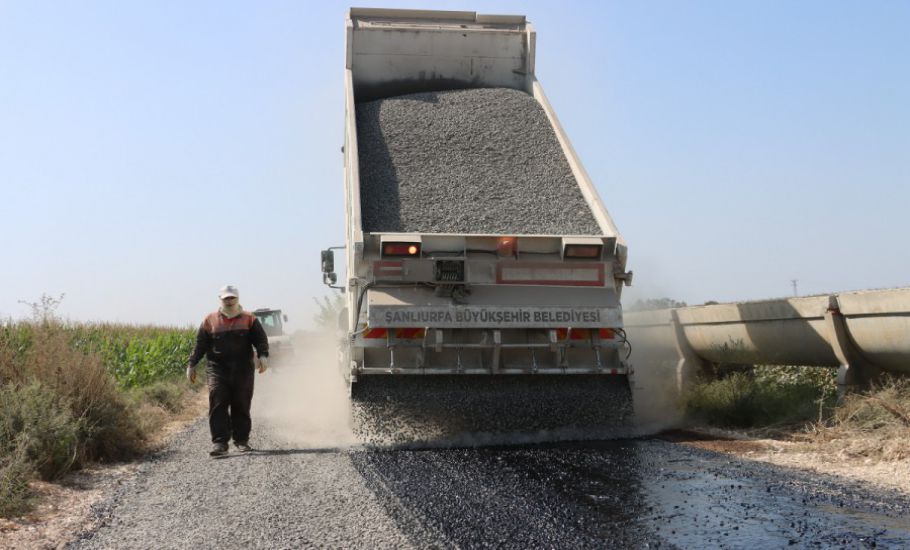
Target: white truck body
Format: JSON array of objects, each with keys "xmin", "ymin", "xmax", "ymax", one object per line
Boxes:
[{"xmin": 331, "ymin": 8, "xmax": 631, "ymax": 383}]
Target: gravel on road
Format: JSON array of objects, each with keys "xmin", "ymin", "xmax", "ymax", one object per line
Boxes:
[
  {"xmin": 68, "ymin": 420, "xmax": 414, "ymax": 550},
  {"xmin": 66, "ymin": 355, "xmax": 910, "ymax": 549},
  {"xmin": 68, "ymin": 423, "xmax": 910, "ymax": 549},
  {"xmin": 356, "ymin": 87, "xmax": 601, "ymax": 235}
]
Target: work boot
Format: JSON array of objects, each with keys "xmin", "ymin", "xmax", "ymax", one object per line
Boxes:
[
  {"xmin": 209, "ymin": 442, "xmax": 229, "ymax": 457},
  {"xmin": 234, "ymin": 441, "xmax": 252, "ymax": 453}
]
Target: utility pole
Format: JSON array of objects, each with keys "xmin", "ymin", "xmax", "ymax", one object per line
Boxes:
[{"xmin": 791, "ymin": 279, "xmax": 798, "ymax": 297}]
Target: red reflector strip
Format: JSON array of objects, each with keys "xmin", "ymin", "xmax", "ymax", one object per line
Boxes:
[
  {"xmin": 556, "ymin": 328, "xmax": 615, "ymax": 340},
  {"xmin": 496, "ymin": 263, "xmax": 604, "ymax": 286},
  {"xmin": 569, "ymin": 328, "xmax": 589, "ymax": 340},
  {"xmin": 395, "ymin": 328, "xmax": 425, "ymax": 339},
  {"xmin": 564, "ymin": 244, "xmax": 603, "ymax": 259},
  {"xmin": 363, "ymin": 327, "xmax": 425, "ymax": 339}
]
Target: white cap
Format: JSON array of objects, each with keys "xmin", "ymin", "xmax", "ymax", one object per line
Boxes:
[{"xmin": 219, "ymin": 285, "xmax": 239, "ymax": 299}]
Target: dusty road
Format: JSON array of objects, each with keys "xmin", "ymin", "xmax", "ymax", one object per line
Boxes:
[{"xmin": 65, "ymin": 355, "xmax": 910, "ymax": 549}]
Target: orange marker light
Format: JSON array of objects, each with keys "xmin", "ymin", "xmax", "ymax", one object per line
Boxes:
[{"xmin": 497, "ymin": 237, "xmax": 516, "ymax": 257}]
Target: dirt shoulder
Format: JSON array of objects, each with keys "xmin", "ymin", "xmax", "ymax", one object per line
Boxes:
[
  {"xmin": 0, "ymin": 392, "xmax": 207, "ymax": 550},
  {"xmin": 662, "ymin": 427, "xmax": 910, "ymax": 496}
]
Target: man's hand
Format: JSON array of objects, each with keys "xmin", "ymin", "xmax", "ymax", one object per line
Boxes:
[
  {"xmin": 186, "ymin": 364, "xmax": 197, "ymax": 384},
  {"xmin": 258, "ymin": 356, "xmax": 269, "ymax": 374}
]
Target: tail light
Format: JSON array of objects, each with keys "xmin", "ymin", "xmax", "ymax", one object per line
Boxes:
[
  {"xmin": 563, "ymin": 244, "xmax": 602, "ymax": 259},
  {"xmin": 382, "ymin": 242, "xmax": 421, "ymax": 257}
]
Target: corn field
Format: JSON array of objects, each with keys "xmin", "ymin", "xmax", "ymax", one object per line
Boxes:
[
  {"xmin": 71, "ymin": 324, "xmax": 195, "ymax": 387},
  {"xmin": 1, "ymin": 322, "xmax": 195, "ymax": 388}
]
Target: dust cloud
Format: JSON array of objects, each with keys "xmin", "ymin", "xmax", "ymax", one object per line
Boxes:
[
  {"xmin": 248, "ymin": 326, "xmax": 686, "ymax": 448},
  {"xmin": 250, "ymin": 331, "xmax": 357, "ymax": 448},
  {"xmin": 626, "ymin": 317, "xmax": 688, "ymax": 435},
  {"xmin": 630, "ymin": 354, "xmax": 685, "ymax": 435}
]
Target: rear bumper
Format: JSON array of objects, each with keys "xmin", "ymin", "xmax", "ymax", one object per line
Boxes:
[
  {"xmin": 350, "ymin": 326, "xmax": 630, "ymax": 378},
  {"xmin": 357, "ymin": 366, "xmax": 629, "ymax": 375}
]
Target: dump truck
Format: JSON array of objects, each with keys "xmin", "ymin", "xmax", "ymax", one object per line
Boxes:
[{"xmin": 321, "ymin": 8, "xmax": 633, "ymax": 442}]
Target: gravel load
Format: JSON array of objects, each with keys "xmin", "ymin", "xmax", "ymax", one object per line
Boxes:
[
  {"xmin": 356, "ymin": 87, "xmax": 602, "ymax": 235},
  {"xmin": 351, "ymin": 375, "xmax": 634, "ymax": 447}
]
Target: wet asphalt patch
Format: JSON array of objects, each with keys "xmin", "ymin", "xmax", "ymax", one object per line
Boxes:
[{"xmin": 352, "ymin": 439, "xmax": 910, "ymax": 549}]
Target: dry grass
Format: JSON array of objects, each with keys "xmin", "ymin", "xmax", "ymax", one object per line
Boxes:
[
  {"xmin": 127, "ymin": 381, "xmax": 204, "ymax": 442},
  {"xmin": 683, "ymin": 367, "xmax": 910, "ymax": 464},
  {"xmin": 805, "ymin": 377, "xmax": 910, "ymax": 461}
]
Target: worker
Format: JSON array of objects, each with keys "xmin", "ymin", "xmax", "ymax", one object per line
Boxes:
[{"xmin": 186, "ymin": 285, "xmax": 269, "ymax": 457}]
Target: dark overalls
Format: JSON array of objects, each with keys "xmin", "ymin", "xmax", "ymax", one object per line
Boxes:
[{"xmin": 188, "ymin": 311, "xmax": 269, "ymax": 444}]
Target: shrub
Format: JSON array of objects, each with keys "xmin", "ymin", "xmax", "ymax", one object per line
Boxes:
[
  {"xmin": 683, "ymin": 367, "xmax": 836, "ymax": 428},
  {"xmin": 0, "ymin": 446, "xmax": 35, "ymax": 517},
  {"xmin": 0, "ymin": 382, "xmax": 80, "ymax": 480},
  {"xmin": 2, "ymin": 323, "xmax": 145, "ymax": 464},
  {"xmin": 0, "ymin": 319, "xmax": 196, "ymax": 517},
  {"xmin": 131, "ymin": 378, "xmax": 190, "ymax": 414}
]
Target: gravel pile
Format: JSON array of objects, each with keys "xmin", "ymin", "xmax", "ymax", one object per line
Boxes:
[
  {"xmin": 356, "ymin": 87, "xmax": 601, "ymax": 235},
  {"xmin": 350, "ymin": 375, "xmax": 634, "ymax": 447}
]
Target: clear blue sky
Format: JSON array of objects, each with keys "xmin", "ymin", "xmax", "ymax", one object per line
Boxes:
[{"xmin": 2, "ymin": 1, "xmax": 908, "ymax": 327}]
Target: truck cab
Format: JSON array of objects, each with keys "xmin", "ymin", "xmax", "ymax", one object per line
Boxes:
[{"xmin": 252, "ymin": 308, "xmax": 294, "ymax": 362}]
